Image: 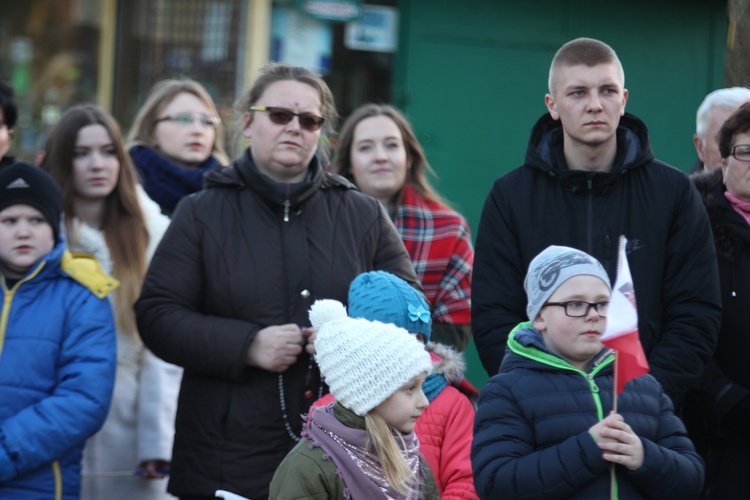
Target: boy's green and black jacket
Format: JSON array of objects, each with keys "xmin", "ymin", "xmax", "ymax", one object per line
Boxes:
[{"xmin": 472, "ymin": 323, "xmax": 704, "ymax": 500}]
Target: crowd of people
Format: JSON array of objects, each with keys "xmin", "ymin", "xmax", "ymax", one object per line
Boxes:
[{"xmin": 0, "ymin": 35, "xmax": 747, "ymax": 500}]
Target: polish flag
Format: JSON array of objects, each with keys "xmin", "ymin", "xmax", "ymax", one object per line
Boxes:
[{"xmin": 601, "ymin": 236, "xmax": 649, "ymax": 394}]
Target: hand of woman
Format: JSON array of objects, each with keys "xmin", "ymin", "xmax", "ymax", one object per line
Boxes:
[
  {"xmin": 246, "ymin": 324, "xmax": 304, "ymax": 372},
  {"xmin": 302, "ymin": 327, "xmax": 316, "ymax": 355},
  {"xmin": 592, "ymin": 412, "xmax": 645, "ymax": 471}
]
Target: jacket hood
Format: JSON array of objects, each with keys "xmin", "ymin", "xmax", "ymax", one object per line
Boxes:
[
  {"xmin": 524, "ymin": 112, "xmax": 655, "ymax": 194},
  {"xmin": 426, "ymin": 342, "xmax": 467, "ymax": 384},
  {"xmin": 692, "ymin": 167, "xmax": 750, "ymax": 262},
  {"xmin": 501, "ymin": 322, "xmax": 613, "ymax": 375},
  {"xmin": 204, "ymin": 149, "xmax": 356, "ymax": 209}
]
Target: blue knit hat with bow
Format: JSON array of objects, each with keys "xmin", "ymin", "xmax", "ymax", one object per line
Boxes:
[{"xmin": 348, "ymin": 271, "xmax": 432, "ymax": 341}]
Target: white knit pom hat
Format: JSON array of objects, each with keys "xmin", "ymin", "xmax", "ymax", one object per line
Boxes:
[{"xmin": 310, "ymin": 299, "xmax": 432, "ymax": 416}]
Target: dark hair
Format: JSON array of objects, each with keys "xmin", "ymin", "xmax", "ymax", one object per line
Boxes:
[
  {"xmin": 548, "ymin": 38, "xmax": 623, "ymax": 94},
  {"xmin": 718, "ymin": 102, "xmax": 750, "ymax": 159},
  {"xmin": 333, "ymin": 103, "xmax": 448, "ymax": 207},
  {"xmin": 41, "ymin": 104, "xmax": 148, "ymax": 334},
  {"xmin": 0, "ymin": 81, "xmax": 18, "ymax": 129}
]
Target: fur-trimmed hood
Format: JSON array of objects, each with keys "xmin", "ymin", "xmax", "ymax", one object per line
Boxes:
[
  {"xmin": 691, "ymin": 168, "xmax": 750, "ymax": 262},
  {"xmin": 426, "ymin": 342, "xmax": 466, "ymax": 384}
]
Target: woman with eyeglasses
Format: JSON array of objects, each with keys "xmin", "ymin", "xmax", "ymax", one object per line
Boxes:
[
  {"xmin": 687, "ymin": 101, "xmax": 750, "ymax": 499},
  {"xmin": 333, "ymin": 104, "xmax": 474, "ymax": 352},
  {"xmin": 134, "ymin": 63, "xmax": 419, "ymax": 500},
  {"xmin": 41, "ymin": 104, "xmax": 181, "ymax": 500},
  {"xmin": 127, "ymin": 79, "xmax": 229, "ymax": 216}
]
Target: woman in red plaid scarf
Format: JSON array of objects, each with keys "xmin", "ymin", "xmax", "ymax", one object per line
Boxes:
[{"xmin": 334, "ymin": 104, "xmax": 474, "ymax": 351}]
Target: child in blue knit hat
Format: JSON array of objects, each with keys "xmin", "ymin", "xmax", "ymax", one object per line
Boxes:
[{"xmin": 313, "ymin": 270, "xmax": 479, "ymax": 498}]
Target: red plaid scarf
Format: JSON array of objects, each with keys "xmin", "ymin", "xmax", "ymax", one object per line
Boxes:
[{"xmin": 393, "ymin": 185, "xmax": 473, "ymax": 324}]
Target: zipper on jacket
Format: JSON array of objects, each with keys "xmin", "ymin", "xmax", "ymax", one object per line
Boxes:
[
  {"xmin": 283, "ymin": 185, "xmax": 291, "ymax": 222},
  {"xmin": 0, "ymin": 262, "xmax": 45, "ymax": 362},
  {"xmin": 587, "ymin": 176, "xmax": 594, "ymax": 252}
]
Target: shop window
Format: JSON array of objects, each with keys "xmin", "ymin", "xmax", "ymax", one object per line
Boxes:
[
  {"xmin": 0, "ymin": 0, "xmax": 102, "ymax": 161},
  {"xmin": 114, "ymin": 0, "xmax": 244, "ymax": 155}
]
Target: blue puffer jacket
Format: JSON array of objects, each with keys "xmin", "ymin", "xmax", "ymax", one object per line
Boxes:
[
  {"xmin": 472, "ymin": 323, "xmax": 704, "ymax": 500},
  {"xmin": 0, "ymin": 239, "xmax": 117, "ymax": 499}
]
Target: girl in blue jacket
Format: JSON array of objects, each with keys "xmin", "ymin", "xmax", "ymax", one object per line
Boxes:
[
  {"xmin": 471, "ymin": 245, "xmax": 704, "ymax": 499},
  {"xmin": 0, "ymin": 162, "xmax": 117, "ymax": 499}
]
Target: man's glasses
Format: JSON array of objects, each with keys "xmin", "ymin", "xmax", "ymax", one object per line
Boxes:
[
  {"xmin": 249, "ymin": 106, "xmax": 325, "ymax": 132},
  {"xmin": 154, "ymin": 113, "xmax": 221, "ymax": 128},
  {"xmin": 542, "ymin": 301, "xmax": 609, "ymax": 318},
  {"xmin": 730, "ymin": 144, "xmax": 750, "ymax": 162}
]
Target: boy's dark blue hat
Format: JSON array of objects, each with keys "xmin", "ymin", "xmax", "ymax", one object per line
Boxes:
[
  {"xmin": 348, "ymin": 270, "xmax": 432, "ymax": 341},
  {"xmin": 0, "ymin": 162, "xmax": 62, "ymax": 243}
]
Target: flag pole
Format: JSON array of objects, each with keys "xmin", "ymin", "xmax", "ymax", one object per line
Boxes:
[{"xmin": 610, "ymin": 351, "xmax": 619, "ymax": 500}]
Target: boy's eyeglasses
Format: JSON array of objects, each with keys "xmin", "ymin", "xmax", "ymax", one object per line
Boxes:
[
  {"xmin": 154, "ymin": 113, "xmax": 221, "ymax": 128},
  {"xmin": 730, "ymin": 144, "xmax": 750, "ymax": 162},
  {"xmin": 249, "ymin": 106, "xmax": 325, "ymax": 132},
  {"xmin": 542, "ymin": 301, "xmax": 609, "ymax": 318}
]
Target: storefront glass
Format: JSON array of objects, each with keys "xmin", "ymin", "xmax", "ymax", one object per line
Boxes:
[{"xmin": 0, "ymin": 0, "xmax": 102, "ymax": 161}]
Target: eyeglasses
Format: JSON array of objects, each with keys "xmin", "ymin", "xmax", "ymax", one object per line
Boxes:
[
  {"xmin": 730, "ymin": 144, "xmax": 750, "ymax": 162},
  {"xmin": 542, "ymin": 301, "xmax": 609, "ymax": 318},
  {"xmin": 249, "ymin": 106, "xmax": 325, "ymax": 132},
  {"xmin": 154, "ymin": 113, "xmax": 221, "ymax": 128}
]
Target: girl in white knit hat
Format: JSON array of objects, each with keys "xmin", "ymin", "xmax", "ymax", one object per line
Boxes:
[{"xmin": 269, "ymin": 299, "xmax": 439, "ymax": 499}]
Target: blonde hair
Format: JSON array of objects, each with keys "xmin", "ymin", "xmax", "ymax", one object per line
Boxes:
[
  {"xmin": 364, "ymin": 412, "xmax": 418, "ymax": 495},
  {"xmin": 548, "ymin": 37, "xmax": 624, "ymax": 95},
  {"xmin": 127, "ymin": 78, "xmax": 229, "ymax": 165},
  {"xmin": 42, "ymin": 105, "xmax": 148, "ymax": 335}
]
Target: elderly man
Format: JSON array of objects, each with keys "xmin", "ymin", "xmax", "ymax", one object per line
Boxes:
[{"xmin": 691, "ymin": 86, "xmax": 750, "ymax": 172}]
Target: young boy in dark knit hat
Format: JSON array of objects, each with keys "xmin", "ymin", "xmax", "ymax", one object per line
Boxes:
[
  {"xmin": 0, "ymin": 162, "xmax": 118, "ymax": 499},
  {"xmin": 312, "ymin": 270, "xmax": 479, "ymax": 499},
  {"xmin": 471, "ymin": 245, "xmax": 704, "ymax": 500},
  {"xmin": 270, "ymin": 299, "xmax": 439, "ymax": 499}
]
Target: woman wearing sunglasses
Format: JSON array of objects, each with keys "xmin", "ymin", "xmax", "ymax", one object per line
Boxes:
[
  {"xmin": 134, "ymin": 63, "xmax": 419, "ymax": 500},
  {"xmin": 127, "ymin": 79, "xmax": 229, "ymax": 216},
  {"xmin": 333, "ymin": 104, "xmax": 475, "ymax": 353}
]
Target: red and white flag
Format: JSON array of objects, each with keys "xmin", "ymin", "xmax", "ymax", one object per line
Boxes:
[{"xmin": 601, "ymin": 236, "xmax": 649, "ymax": 394}]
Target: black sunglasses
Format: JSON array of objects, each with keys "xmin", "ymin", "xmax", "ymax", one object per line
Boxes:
[{"xmin": 249, "ymin": 106, "xmax": 325, "ymax": 132}]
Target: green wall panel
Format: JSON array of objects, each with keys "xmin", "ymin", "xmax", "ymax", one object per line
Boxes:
[{"xmin": 395, "ymin": 0, "xmax": 727, "ymax": 387}]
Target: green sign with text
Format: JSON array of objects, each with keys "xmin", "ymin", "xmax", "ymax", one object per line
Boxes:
[{"xmin": 298, "ymin": 0, "xmax": 362, "ymax": 22}]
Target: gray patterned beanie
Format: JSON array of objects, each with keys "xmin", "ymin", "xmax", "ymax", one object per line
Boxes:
[{"xmin": 524, "ymin": 245, "xmax": 611, "ymax": 320}]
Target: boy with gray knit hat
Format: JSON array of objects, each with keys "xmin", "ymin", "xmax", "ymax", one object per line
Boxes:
[{"xmin": 471, "ymin": 245, "xmax": 704, "ymax": 499}]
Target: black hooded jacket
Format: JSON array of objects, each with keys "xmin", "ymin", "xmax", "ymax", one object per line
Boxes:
[
  {"xmin": 685, "ymin": 169, "xmax": 750, "ymax": 498},
  {"xmin": 135, "ymin": 151, "xmax": 418, "ymax": 499},
  {"xmin": 472, "ymin": 112, "xmax": 722, "ymax": 404}
]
